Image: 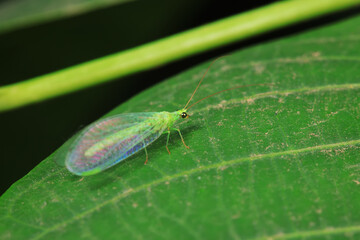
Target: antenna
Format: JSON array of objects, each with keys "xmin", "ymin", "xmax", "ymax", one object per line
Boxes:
[
  {"xmin": 185, "ymin": 83, "xmax": 273, "ymax": 110},
  {"xmin": 183, "ymin": 56, "xmax": 227, "ymax": 109}
]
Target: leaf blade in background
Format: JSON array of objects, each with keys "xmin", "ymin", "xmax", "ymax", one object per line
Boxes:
[
  {"xmin": 1, "ymin": 13, "xmax": 360, "ymax": 240},
  {"xmin": 0, "ymin": 0, "xmax": 134, "ymax": 34}
]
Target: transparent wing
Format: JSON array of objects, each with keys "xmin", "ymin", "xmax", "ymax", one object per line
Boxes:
[{"xmin": 65, "ymin": 112, "xmax": 167, "ymax": 176}]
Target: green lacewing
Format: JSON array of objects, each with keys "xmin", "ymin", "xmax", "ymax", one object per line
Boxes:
[{"xmin": 64, "ymin": 58, "xmax": 270, "ymax": 176}]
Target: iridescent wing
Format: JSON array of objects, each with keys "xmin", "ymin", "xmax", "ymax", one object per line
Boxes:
[{"xmin": 65, "ymin": 112, "xmax": 168, "ymax": 176}]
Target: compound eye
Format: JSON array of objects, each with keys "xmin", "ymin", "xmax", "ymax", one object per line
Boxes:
[{"xmin": 181, "ymin": 112, "xmax": 188, "ymax": 119}]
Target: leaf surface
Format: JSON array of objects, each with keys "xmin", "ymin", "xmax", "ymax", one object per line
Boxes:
[{"xmin": 1, "ymin": 14, "xmax": 360, "ymax": 240}]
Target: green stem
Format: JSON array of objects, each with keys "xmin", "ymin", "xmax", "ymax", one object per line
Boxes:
[{"xmin": 0, "ymin": 0, "xmax": 359, "ymax": 112}]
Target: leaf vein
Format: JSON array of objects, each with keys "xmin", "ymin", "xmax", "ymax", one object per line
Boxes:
[
  {"xmin": 32, "ymin": 139, "xmax": 360, "ymax": 239},
  {"xmin": 190, "ymin": 83, "xmax": 360, "ymax": 114},
  {"xmin": 252, "ymin": 224, "xmax": 360, "ymax": 240}
]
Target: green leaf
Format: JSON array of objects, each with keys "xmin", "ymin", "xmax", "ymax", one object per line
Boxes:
[
  {"xmin": 1, "ymin": 0, "xmax": 359, "ymax": 112},
  {"xmin": 0, "ymin": 0, "xmax": 133, "ymax": 34},
  {"xmin": 1, "ymin": 13, "xmax": 360, "ymax": 240}
]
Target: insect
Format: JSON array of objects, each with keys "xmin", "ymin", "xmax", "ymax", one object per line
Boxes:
[{"xmin": 65, "ymin": 58, "xmax": 270, "ymax": 176}]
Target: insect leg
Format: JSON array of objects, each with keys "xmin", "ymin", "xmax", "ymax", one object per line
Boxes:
[
  {"xmin": 165, "ymin": 129, "xmax": 171, "ymax": 154},
  {"xmin": 171, "ymin": 128, "xmax": 190, "ymax": 149},
  {"xmin": 143, "ymin": 141, "xmax": 149, "ymax": 165}
]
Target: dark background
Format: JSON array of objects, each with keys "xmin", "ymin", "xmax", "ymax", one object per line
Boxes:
[{"xmin": 0, "ymin": 0, "xmax": 357, "ymax": 195}]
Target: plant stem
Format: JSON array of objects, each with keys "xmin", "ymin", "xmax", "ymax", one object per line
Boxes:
[{"xmin": 0, "ymin": 0, "xmax": 359, "ymax": 112}]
